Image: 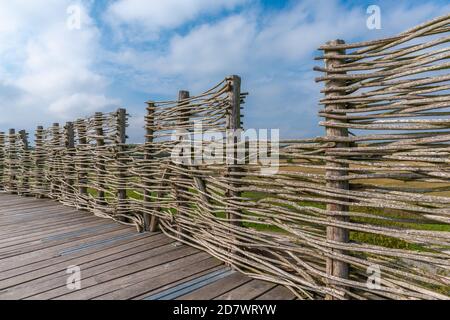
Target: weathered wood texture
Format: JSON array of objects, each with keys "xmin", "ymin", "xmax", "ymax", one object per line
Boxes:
[
  {"xmin": 0, "ymin": 193, "xmax": 290, "ymax": 300},
  {"xmin": 324, "ymin": 39, "xmax": 349, "ymax": 300},
  {"xmin": 1, "ymin": 14, "xmax": 450, "ymax": 300}
]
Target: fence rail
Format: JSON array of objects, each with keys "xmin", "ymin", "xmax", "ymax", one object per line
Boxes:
[{"xmin": 0, "ymin": 14, "xmax": 449, "ymax": 300}]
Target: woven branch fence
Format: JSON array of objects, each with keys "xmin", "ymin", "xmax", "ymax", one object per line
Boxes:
[{"xmin": 1, "ymin": 14, "xmax": 450, "ymax": 300}]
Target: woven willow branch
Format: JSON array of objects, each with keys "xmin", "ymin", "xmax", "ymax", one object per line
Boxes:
[{"xmin": 0, "ymin": 14, "xmax": 449, "ymax": 300}]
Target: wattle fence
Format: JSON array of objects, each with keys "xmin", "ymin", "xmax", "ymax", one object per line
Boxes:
[{"xmin": 0, "ymin": 14, "xmax": 449, "ymax": 300}]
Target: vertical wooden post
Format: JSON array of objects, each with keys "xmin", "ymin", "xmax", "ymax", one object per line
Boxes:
[
  {"xmin": 0, "ymin": 132, "xmax": 4, "ymax": 190},
  {"xmin": 18, "ymin": 130, "xmax": 29, "ymax": 148},
  {"xmin": 144, "ymin": 102, "xmax": 158, "ymax": 232},
  {"xmin": 116, "ymin": 108, "xmax": 128, "ymax": 220},
  {"xmin": 8, "ymin": 129, "xmax": 17, "ymax": 194},
  {"xmin": 174, "ymin": 90, "xmax": 191, "ymax": 239},
  {"xmin": 65, "ymin": 122, "xmax": 75, "ymax": 149},
  {"xmin": 50, "ymin": 123, "xmax": 61, "ymax": 200},
  {"xmin": 324, "ymin": 39, "xmax": 349, "ymax": 299},
  {"xmin": 64, "ymin": 122, "xmax": 76, "ymax": 198},
  {"xmin": 18, "ymin": 130, "xmax": 30, "ymax": 194},
  {"xmin": 94, "ymin": 112, "xmax": 106, "ymax": 205},
  {"xmin": 76, "ymin": 119, "xmax": 89, "ymax": 204},
  {"xmin": 35, "ymin": 126, "xmax": 45, "ymax": 198},
  {"xmin": 225, "ymin": 75, "xmax": 242, "ymax": 227}
]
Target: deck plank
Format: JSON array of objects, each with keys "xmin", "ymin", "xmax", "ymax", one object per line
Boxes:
[
  {"xmin": 213, "ymin": 280, "xmax": 278, "ymax": 300},
  {"xmin": 93, "ymin": 256, "xmax": 223, "ymax": 300},
  {"xmin": 175, "ymin": 272, "xmax": 252, "ymax": 300},
  {"xmin": 0, "ymin": 234, "xmax": 161, "ymax": 287},
  {"xmin": 0, "ymin": 193, "xmax": 291, "ymax": 300},
  {"xmin": 256, "ymin": 285, "xmax": 297, "ymax": 300}
]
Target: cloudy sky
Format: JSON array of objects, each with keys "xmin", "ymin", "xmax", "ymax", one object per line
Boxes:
[{"xmin": 0, "ymin": 0, "xmax": 448, "ymax": 142}]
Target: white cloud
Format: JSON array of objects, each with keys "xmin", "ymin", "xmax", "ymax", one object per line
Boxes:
[
  {"xmin": 49, "ymin": 93, "xmax": 119, "ymax": 119},
  {"xmin": 1, "ymin": 0, "xmax": 448, "ymax": 142},
  {"xmin": 105, "ymin": 0, "xmax": 246, "ymax": 41},
  {"xmin": 253, "ymin": 0, "xmax": 363, "ymax": 61},
  {"xmin": 0, "ymin": 0, "xmax": 119, "ymax": 132},
  {"xmin": 104, "ymin": 0, "xmax": 450, "ymax": 140},
  {"xmin": 162, "ymin": 15, "xmax": 255, "ymax": 76},
  {"xmin": 106, "ymin": 0, "xmax": 367, "ymax": 94}
]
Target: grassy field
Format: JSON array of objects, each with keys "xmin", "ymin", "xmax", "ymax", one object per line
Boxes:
[{"xmin": 279, "ymin": 160, "xmax": 450, "ymax": 250}]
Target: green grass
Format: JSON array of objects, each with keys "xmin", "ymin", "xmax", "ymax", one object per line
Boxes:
[{"xmin": 241, "ymin": 190, "xmax": 449, "ymax": 251}]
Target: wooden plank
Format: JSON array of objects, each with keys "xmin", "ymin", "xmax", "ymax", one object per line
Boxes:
[
  {"xmin": 0, "ymin": 203, "xmax": 103, "ymax": 224},
  {"xmin": 0, "ymin": 206, "xmax": 86, "ymax": 221},
  {"xmin": 0, "ymin": 199, "xmax": 58, "ymax": 209},
  {"xmin": 0, "ymin": 207, "xmax": 81, "ymax": 220},
  {"xmin": 0, "ymin": 201, "xmax": 61, "ymax": 213},
  {"xmin": 0, "ymin": 235, "xmax": 167, "ymax": 289},
  {"xmin": 27, "ymin": 248, "xmax": 205, "ymax": 300},
  {"xmin": 0, "ymin": 224, "xmax": 126, "ymax": 260},
  {"xmin": 0, "ymin": 236, "xmax": 175, "ymax": 299},
  {"xmin": 0, "ymin": 214, "xmax": 111, "ymax": 240},
  {"xmin": 92, "ymin": 256, "xmax": 222, "ymax": 300},
  {"xmin": 132, "ymin": 265, "xmax": 225, "ymax": 300},
  {"xmin": 0, "ymin": 233, "xmax": 160, "ymax": 283},
  {"xmin": 0, "ymin": 204, "xmax": 109, "ymax": 231},
  {"xmin": 214, "ymin": 280, "xmax": 277, "ymax": 300},
  {"xmin": 0, "ymin": 219, "xmax": 116, "ymax": 250},
  {"xmin": 0, "ymin": 194, "xmax": 277, "ymax": 300},
  {"xmin": 0, "ymin": 214, "xmax": 97, "ymax": 232},
  {"xmin": 0, "ymin": 201, "xmax": 69, "ymax": 213},
  {"xmin": 0, "ymin": 220, "xmax": 117, "ymax": 250},
  {"xmin": 0, "ymin": 228, "xmax": 138, "ymax": 271},
  {"xmin": 0, "ymin": 199, "xmax": 77, "ymax": 213},
  {"xmin": 0, "ymin": 215, "xmax": 103, "ymax": 239},
  {"xmin": 175, "ymin": 271, "xmax": 251, "ymax": 300},
  {"xmin": 152, "ymin": 269, "xmax": 235, "ymax": 300},
  {"xmin": 255, "ymin": 285, "xmax": 297, "ymax": 300}
]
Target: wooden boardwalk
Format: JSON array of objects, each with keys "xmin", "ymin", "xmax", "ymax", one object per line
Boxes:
[{"xmin": 0, "ymin": 193, "xmax": 295, "ymax": 300}]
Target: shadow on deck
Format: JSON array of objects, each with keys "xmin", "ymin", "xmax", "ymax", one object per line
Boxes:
[{"xmin": 0, "ymin": 193, "xmax": 294, "ymax": 300}]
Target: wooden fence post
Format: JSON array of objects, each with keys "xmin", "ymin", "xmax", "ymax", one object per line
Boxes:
[
  {"xmin": 65, "ymin": 122, "xmax": 75, "ymax": 149},
  {"xmin": 225, "ymin": 75, "xmax": 242, "ymax": 228},
  {"xmin": 35, "ymin": 126, "xmax": 45, "ymax": 197},
  {"xmin": 94, "ymin": 112, "xmax": 106, "ymax": 205},
  {"xmin": 116, "ymin": 108, "xmax": 128, "ymax": 220},
  {"xmin": 8, "ymin": 129, "xmax": 17, "ymax": 194},
  {"xmin": 76, "ymin": 119, "xmax": 89, "ymax": 206},
  {"xmin": 323, "ymin": 39, "xmax": 350, "ymax": 299},
  {"xmin": 18, "ymin": 130, "xmax": 30, "ymax": 194},
  {"xmin": 50, "ymin": 123, "xmax": 61, "ymax": 200},
  {"xmin": 64, "ymin": 122, "xmax": 76, "ymax": 199},
  {"xmin": 174, "ymin": 90, "xmax": 191, "ymax": 239},
  {"xmin": 144, "ymin": 102, "xmax": 158, "ymax": 232},
  {"xmin": 0, "ymin": 132, "xmax": 4, "ymax": 190}
]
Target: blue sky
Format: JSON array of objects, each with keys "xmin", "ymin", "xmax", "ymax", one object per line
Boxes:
[{"xmin": 0, "ymin": 0, "xmax": 449, "ymax": 142}]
